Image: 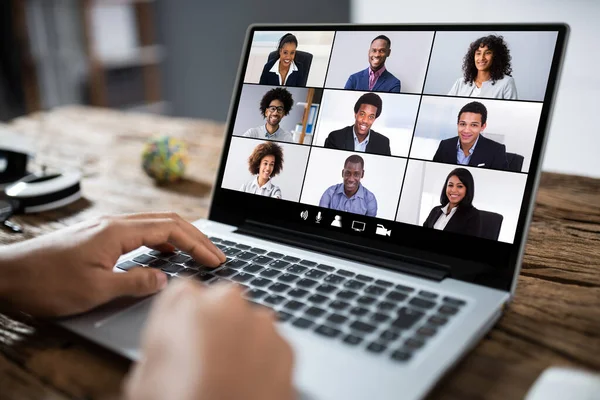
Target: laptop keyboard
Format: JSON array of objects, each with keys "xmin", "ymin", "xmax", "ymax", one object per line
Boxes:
[{"xmin": 116, "ymin": 237, "xmax": 467, "ymax": 363}]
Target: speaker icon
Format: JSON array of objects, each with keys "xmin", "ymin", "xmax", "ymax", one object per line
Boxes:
[{"xmin": 300, "ymin": 210, "xmax": 309, "ymax": 220}]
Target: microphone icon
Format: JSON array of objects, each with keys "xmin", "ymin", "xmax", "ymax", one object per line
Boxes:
[{"xmin": 316, "ymin": 212, "xmax": 322, "ymax": 223}]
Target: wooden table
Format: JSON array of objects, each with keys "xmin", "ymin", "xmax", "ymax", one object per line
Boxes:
[{"xmin": 1, "ymin": 107, "xmax": 599, "ymax": 400}]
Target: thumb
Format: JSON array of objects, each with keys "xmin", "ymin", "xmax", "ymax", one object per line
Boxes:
[{"xmin": 106, "ymin": 268, "xmax": 168, "ymax": 299}]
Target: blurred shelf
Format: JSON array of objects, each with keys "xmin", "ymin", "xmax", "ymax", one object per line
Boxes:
[{"xmin": 99, "ymin": 44, "xmax": 165, "ymax": 68}]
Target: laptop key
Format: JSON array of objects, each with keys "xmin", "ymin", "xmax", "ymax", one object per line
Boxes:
[
  {"xmin": 375, "ymin": 279, "xmax": 393, "ymax": 288},
  {"xmin": 409, "ymin": 297, "xmax": 436, "ymax": 309},
  {"xmin": 297, "ymin": 278, "xmax": 318, "ymax": 288},
  {"xmin": 344, "ymin": 280, "xmax": 366, "ymax": 290},
  {"xmin": 162, "ymin": 264, "xmax": 184, "ymax": 274},
  {"xmin": 194, "ymin": 272, "xmax": 215, "ymax": 282},
  {"xmin": 305, "ymin": 269, "xmax": 327, "ymax": 279},
  {"xmin": 243, "ymin": 263, "xmax": 263, "ymax": 273},
  {"xmin": 316, "ymin": 264, "xmax": 335, "ymax": 272},
  {"xmin": 370, "ymin": 313, "xmax": 391, "ymax": 323},
  {"xmin": 253, "ymin": 256, "xmax": 274, "ymax": 265},
  {"xmin": 315, "ymin": 284, "xmax": 337, "ymax": 294},
  {"xmin": 169, "ymin": 254, "xmax": 191, "ymax": 264},
  {"xmin": 244, "ymin": 288, "xmax": 268, "ymax": 300},
  {"xmin": 283, "ymin": 255, "xmax": 300, "ymax": 263},
  {"xmin": 149, "ymin": 258, "xmax": 169, "ymax": 268},
  {"xmin": 377, "ymin": 301, "xmax": 396, "ymax": 311},
  {"xmin": 177, "ymin": 269, "xmax": 199, "ymax": 278},
  {"xmin": 214, "ymin": 268, "xmax": 236, "ymax": 277},
  {"xmin": 233, "ymin": 244, "xmax": 251, "ymax": 250},
  {"xmin": 116, "ymin": 260, "xmax": 140, "ymax": 271},
  {"xmin": 292, "ymin": 318, "xmax": 314, "ymax": 329},
  {"xmin": 307, "ymin": 294, "xmax": 328, "ymax": 304},
  {"xmin": 277, "ymin": 311, "xmax": 293, "ymax": 322},
  {"xmin": 299, "ymin": 260, "xmax": 317, "ymax": 267},
  {"xmin": 392, "ymin": 307, "xmax": 424, "ymax": 330},
  {"xmin": 395, "ymin": 284, "xmax": 415, "ymax": 293},
  {"xmin": 326, "ymin": 313, "xmax": 348, "ymax": 325},
  {"xmin": 184, "ymin": 259, "xmax": 203, "ymax": 269},
  {"xmin": 278, "ymin": 273, "xmax": 300, "ymax": 283},
  {"xmin": 443, "ymin": 296, "xmax": 466, "ymax": 306},
  {"xmin": 330, "ymin": 300, "xmax": 350, "ymax": 311},
  {"xmin": 390, "ymin": 350, "xmax": 412, "ymax": 362},
  {"xmin": 438, "ymin": 305, "xmax": 459, "ymax": 315},
  {"xmin": 237, "ymin": 251, "xmax": 257, "ymax": 261},
  {"xmin": 365, "ymin": 285, "xmax": 387, "ymax": 296},
  {"xmin": 418, "ymin": 290, "xmax": 438, "ymax": 299},
  {"xmin": 416, "ymin": 326, "xmax": 437, "ymax": 337},
  {"xmin": 315, "ymin": 325, "xmax": 342, "ymax": 338},
  {"xmin": 223, "ymin": 248, "xmax": 242, "ymax": 257},
  {"xmin": 259, "ymin": 268, "xmax": 280, "ymax": 278},
  {"xmin": 283, "ymin": 300, "xmax": 305, "ymax": 311},
  {"xmin": 380, "ymin": 330, "xmax": 400, "ymax": 342},
  {"xmin": 428, "ymin": 315, "xmax": 448, "ymax": 326},
  {"xmin": 337, "ymin": 290, "xmax": 359, "ymax": 300},
  {"xmin": 215, "ymin": 243, "xmax": 228, "ymax": 251},
  {"xmin": 225, "ymin": 259, "xmax": 248, "ymax": 269},
  {"xmin": 208, "ymin": 236, "xmax": 222, "ymax": 243},
  {"xmin": 221, "ymin": 240, "xmax": 237, "ymax": 247},
  {"xmin": 288, "ymin": 288, "xmax": 310, "ymax": 298},
  {"xmin": 386, "ymin": 291, "xmax": 408, "ymax": 302},
  {"xmin": 343, "ymin": 334, "xmax": 363, "ymax": 346},
  {"xmin": 263, "ymin": 294, "xmax": 286, "ymax": 305},
  {"xmin": 324, "ymin": 274, "xmax": 346, "ymax": 284},
  {"xmin": 349, "ymin": 306, "xmax": 370, "ymax": 317},
  {"xmin": 268, "ymin": 282, "xmax": 291, "ymax": 293},
  {"xmin": 232, "ymin": 272, "xmax": 254, "ymax": 283},
  {"xmin": 356, "ymin": 274, "xmax": 374, "ymax": 283},
  {"xmin": 404, "ymin": 338, "xmax": 425, "ymax": 350},
  {"xmin": 249, "ymin": 247, "xmax": 267, "ymax": 254},
  {"xmin": 269, "ymin": 260, "xmax": 291, "ymax": 269},
  {"xmin": 304, "ymin": 306, "xmax": 326, "ymax": 318},
  {"xmin": 266, "ymin": 251, "xmax": 284, "ymax": 259},
  {"xmin": 336, "ymin": 269, "xmax": 355, "ymax": 277},
  {"xmin": 133, "ymin": 254, "xmax": 156, "ymax": 265},
  {"xmin": 287, "ymin": 264, "xmax": 308, "ymax": 274},
  {"xmin": 357, "ymin": 296, "xmax": 377, "ymax": 306},
  {"xmin": 350, "ymin": 321, "xmax": 377, "ymax": 334},
  {"xmin": 367, "ymin": 342, "xmax": 387, "ymax": 353},
  {"xmin": 249, "ymin": 277, "xmax": 272, "ymax": 287}
]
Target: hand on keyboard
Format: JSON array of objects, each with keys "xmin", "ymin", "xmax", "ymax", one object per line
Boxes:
[
  {"xmin": 124, "ymin": 280, "xmax": 295, "ymax": 400},
  {"xmin": 0, "ymin": 212, "xmax": 226, "ymax": 317}
]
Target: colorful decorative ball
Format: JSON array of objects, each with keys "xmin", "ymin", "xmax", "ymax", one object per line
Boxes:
[{"xmin": 141, "ymin": 136, "xmax": 189, "ymax": 183}]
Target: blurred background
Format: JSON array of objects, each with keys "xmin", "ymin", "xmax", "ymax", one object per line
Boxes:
[{"xmin": 1, "ymin": 0, "xmax": 598, "ymax": 178}]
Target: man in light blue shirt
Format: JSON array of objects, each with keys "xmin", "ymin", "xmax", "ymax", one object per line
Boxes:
[{"xmin": 319, "ymin": 155, "xmax": 378, "ymax": 217}]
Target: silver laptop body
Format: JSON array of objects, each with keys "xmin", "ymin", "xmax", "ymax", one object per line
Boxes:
[{"xmin": 61, "ymin": 23, "xmax": 568, "ymax": 400}]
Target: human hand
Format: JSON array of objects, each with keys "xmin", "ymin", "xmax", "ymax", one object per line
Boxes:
[
  {"xmin": 0, "ymin": 212, "xmax": 225, "ymax": 317},
  {"xmin": 124, "ymin": 281, "xmax": 295, "ymax": 400}
]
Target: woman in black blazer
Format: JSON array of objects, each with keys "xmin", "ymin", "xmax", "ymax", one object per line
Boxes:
[
  {"xmin": 259, "ymin": 33, "xmax": 306, "ymax": 87},
  {"xmin": 423, "ymin": 167, "xmax": 481, "ymax": 237}
]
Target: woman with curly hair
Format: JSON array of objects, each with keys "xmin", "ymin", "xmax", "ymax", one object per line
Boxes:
[
  {"xmin": 448, "ymin": 35, "xmax": 518, "ymax": 100},
  {"xmin": 240, "ymin": 141, "xmax": 284, "ymax": 198}
]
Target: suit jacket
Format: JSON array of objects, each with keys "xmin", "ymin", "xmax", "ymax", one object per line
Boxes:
[
  {"xmin": 259, "ymin": 59, "xmax": 306, "ymax": 87},
  {"xmin": 423, "ymin": 205, "xmax": 482, "ymax": 237},
  {"xmin": 324, "ymin": 126, "xmax": 391, "ymax": 156},
  {"xmin": 344, "ymin": 68, "xmax": 401, "ymax": 93},
  {"xmin": 432, "ymin": 135, "xmax": 509, "ymax": 170}
]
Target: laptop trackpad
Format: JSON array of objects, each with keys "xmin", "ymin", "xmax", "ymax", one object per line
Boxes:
[{"xmin": 93, "ymin": 297, "xmax": 154, "ymax": 352}]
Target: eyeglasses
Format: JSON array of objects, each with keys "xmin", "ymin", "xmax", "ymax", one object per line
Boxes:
[{"xmin": 267, "ymin": 106, "xmax": 285, "ymax": 113}]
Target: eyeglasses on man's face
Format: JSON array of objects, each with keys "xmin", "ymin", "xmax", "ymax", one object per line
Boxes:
[{"xmin": 267, "ymin": 106, "xmax": 285, "ymax": 114}]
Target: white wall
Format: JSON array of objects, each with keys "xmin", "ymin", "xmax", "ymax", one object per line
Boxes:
[{"xmin": 351, "ymin": 0, "xmax": 600, "ymax": 178}]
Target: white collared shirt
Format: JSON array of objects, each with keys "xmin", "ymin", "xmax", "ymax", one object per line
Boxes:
[
  {"xmin": 352, "ymin": 126, "xmax": 370, "ymax": 152},
  {"xmin": 240, "ymin": 176, "xmax": 282, "ymax": 198},
  {"xmin": 269, "ymin": 59, "xmax": 299, "ymax": 85},
  {"xmin": 433, "ymin": 204, "xmax": 458, "ymax": 230}
]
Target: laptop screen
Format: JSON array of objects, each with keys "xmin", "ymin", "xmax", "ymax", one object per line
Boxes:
[{"xmin": 210, "ymin": 24, "xmax": 567, "ymax": 291}]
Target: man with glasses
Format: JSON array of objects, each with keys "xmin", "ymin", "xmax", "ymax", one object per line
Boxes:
[
  {"xmin": 242, "ymin": 88, "xmax": 295, "ymax": 143},
  {"xmin": 319, "ymin": 154, "xmax": 378, "ymax": 217}
]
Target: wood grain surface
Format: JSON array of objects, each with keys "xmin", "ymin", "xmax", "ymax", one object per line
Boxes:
[{"xmin": 1, "ymin": 107, "xmax": 598, "ymax": 400}]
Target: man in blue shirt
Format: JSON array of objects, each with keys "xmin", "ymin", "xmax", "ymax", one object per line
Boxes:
[
  {"xmin": 319, "ymin": 155, "xmax": 378, "ymax": 217},
  {"xmin": 344, "ymin": 35, "xmax": 401, "ymax": 93}
]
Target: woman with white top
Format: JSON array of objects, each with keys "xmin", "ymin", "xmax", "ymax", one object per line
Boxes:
[
  {"xmin": 240, "ymin": 141, "xmax": 284, "ymax": 199},
  {"xmin": 448, "ymin": 35, "xmax": 518, "ymax": 100},
  {"xmin": 423, "ymin": 167, "xmax": 481, "ymax": 236},
  {"xmin": 259, "ymin": 33, "xmax": 307, "ymax": 87}
]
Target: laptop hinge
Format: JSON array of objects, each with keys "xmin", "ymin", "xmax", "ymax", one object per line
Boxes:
[{"xmin": 236, "ymin": 220, "xmax": 450, "ymax": 282}]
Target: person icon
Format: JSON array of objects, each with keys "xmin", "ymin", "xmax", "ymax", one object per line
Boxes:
[{"xmin": 331, "ymin": 215, "xmax": 342, "ymax": 228}]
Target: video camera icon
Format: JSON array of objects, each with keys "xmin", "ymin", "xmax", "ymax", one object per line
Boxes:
[{"xmin": 375, "ymin": 224, "xmax": 391, "ymax": 236}]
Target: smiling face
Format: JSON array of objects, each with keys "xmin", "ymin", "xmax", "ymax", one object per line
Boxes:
[
  {"xmin": 446, "ymin": 175, "xmax": 467, "ymax": 208},
  {"xmin": 368, "ymin": 39, "xmax": 390, "ymax": 71},
  {"xmin": 258, "ymin": 155, "xmax": 275, "ymax": 183},
  {"xmin": 279, "ymin": 43, "xmax": 297, "ymax": 69},
  {"xmin": 265, "ymin": 99, "xmax": 284, "ymax": 128},
  {"xmin": 342, "ymin": 162, "xmax": 364, "ymax": 197},
  {"xmin": 353, "ymin": 104, "xmax": 378, "ymax": 140},
  {"xmin": 457, "ymin": 112, "xmax": 486, "ymax": 151},
  {"xmin": 474, "ymin": 45, "xmax": 493, "ymax": 72}
]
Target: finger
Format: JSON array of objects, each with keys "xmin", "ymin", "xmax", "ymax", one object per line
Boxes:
[
  {"xmin": 118, "ymin": 212, "xmax": 226, "ymax": 264},
  {"xmin": 107, "ymin": 218, "xmax": 224, "ymax": 267},
  {"xmin": 102, "ymin": 267, "xmax": 168, "ymax": 300}
]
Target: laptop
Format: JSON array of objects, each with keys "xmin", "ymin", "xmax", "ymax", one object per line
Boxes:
[{"xmin": 61, "ymin": 23, "xmax": 568, "ymax": 399}]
